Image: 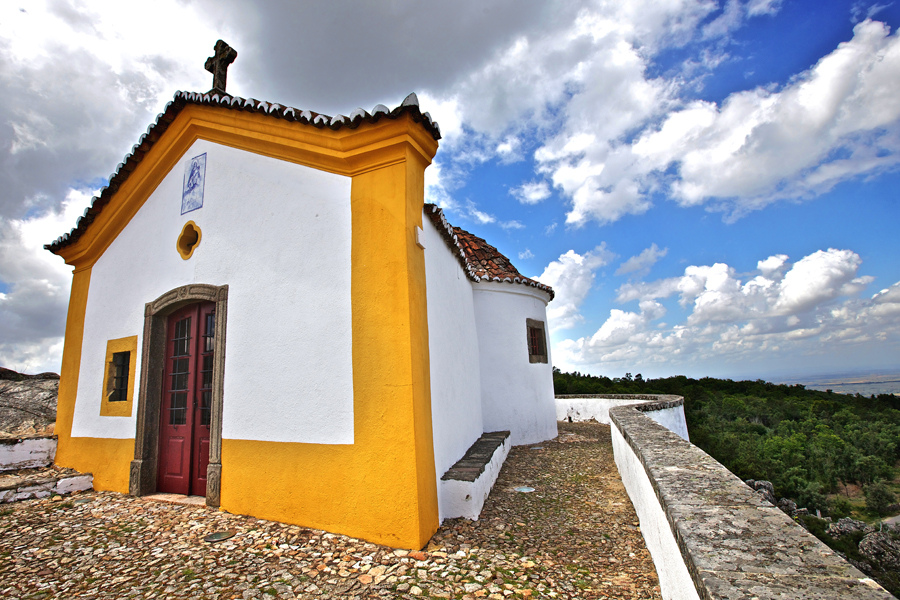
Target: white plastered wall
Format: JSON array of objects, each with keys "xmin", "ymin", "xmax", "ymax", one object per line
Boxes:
[
  {"xmin": 473, "ymin": 283, "xmax": 557, "ymax": 446},
  {"xmin": 422, "ymin": 216, "xmax": 484, "ymax": 519},
  {"xmin": 643, "ymin": 406, "xmax": 690, "ymax": 442},
  {"xmin": 72, "ymin": 139, "xmax": 354, "ymax": 444},
  {"xmin": 612, "ymin": 424, "xmax": 700, "ymax": 600},
  {"xmin": 556, "ymin": 397, "xmax": 653, "ymax": 425}
]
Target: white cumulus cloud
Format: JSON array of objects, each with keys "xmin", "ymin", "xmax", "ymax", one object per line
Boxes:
[
  {"xmin": 554, "ymin": 247, "xmax": 898, "ymax": 376},
  {"xmin": 511, "ymin": 181, "xmax": 552, "ymax": 205},
  {"xmin": 537, "ymin": 245, "xmax": 615, "ymax": 331},
  {"xmin": 0, "ymin": 189, "xmax": 91, "ymax": 373},
  {"xmin": 616, "ymin": 243, "xmax": 668, "ymax": 276},
  {"xmin": 631, "ymin": 19, "xmax": 900, "ymax": 221},
  {"xmin": 534, "ymin": 17, "xmax": 900, "ymax": 227}
]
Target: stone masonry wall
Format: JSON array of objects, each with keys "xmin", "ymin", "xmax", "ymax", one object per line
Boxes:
[{"xmin": 609, "ymin": 397, "xmax": 895, "ymax": 600}]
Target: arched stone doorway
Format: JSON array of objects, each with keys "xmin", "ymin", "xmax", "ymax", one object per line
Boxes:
[{"xmin": 129, "ymin": 283, "xmax": 228, "ymax": 506}]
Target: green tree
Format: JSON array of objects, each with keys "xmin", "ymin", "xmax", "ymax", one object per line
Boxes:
[
  {"xmin": 828, "ymin": 496, "xmax": 852, "ymax": 519},
  {"xmin": 864, "ymin": 482, "xmax": 897, "ymax": 516}
]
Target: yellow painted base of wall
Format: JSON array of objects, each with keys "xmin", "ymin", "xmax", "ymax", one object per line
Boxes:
[
  {"xmin": 54, "ymin": 436, "xmax": 133, "ymax": 493},
  {"xmin": 221, "ymin": 438, "xmax": 436, "ymax": 550},
  {"xmin": 49, "ymin": 106, "xmax": 443, "ymax": 551}
]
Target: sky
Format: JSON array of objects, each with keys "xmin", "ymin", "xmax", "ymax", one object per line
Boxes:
[{"xmin": 0, "ymin": 0, "xmax": 898, "ymax": 381}]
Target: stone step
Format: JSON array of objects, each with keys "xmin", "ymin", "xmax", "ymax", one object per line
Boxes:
[
  {"xmin": 0, "ymin": 465, "xmax": 93, "ymax": 503},
  {"xmin": 440, "ymin": 431, "xmax": 510, "ymax": 521},
  {"xmin": 0, "ymin": 434, "xmax": 57, "ymax": 471}
]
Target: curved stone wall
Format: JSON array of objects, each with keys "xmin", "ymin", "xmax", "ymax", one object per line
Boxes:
[
  {"xmin": 556, "ymin": 394, "xmax": 690, "ymax": 441},
  {"xmin": 609, "ymin": 397, "xmax": 894, "ymax": 600}
]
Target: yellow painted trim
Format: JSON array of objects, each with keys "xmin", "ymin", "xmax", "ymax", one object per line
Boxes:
[
  {"xmin": 54, "ymin": 103, "xmax": 441, "ymax": 549},
  {"xmin": 99, "ymin": 336, "xmax": 138, "ymax": 417},
  {"xmin": 54, "ymin": 267, "xmax": 90, "ymax": 443},
  {"xmin": 176, "ymin": 220, "xmax": 201, "ymax": 260},
  {"xmin": 55, "ymin": 437, "xmax": 133, "ymax": 493},
  {"xmin": 55, "ymin": 106, "xmax": 438, "ymax": 270}
]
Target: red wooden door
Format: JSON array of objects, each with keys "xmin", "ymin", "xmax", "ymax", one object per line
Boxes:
[{"xmin": 157, "ymin": 301, "xmax": 215, "ymax": 496}]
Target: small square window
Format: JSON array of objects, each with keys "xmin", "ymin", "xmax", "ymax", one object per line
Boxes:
[
  {"xmin": 526, "ymin": 318, "xmax": 548, "ymax": 364},
  {"xmin": 100, "ymin": 336, "xmax": 138, "ymax": 417},
  {"xmin": 108, "ymin": 351, "xmax": 130, "ymax": 402}
]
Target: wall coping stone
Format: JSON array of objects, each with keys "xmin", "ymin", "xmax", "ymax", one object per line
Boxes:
[
  {"xmin": 609, "ymin": 396, "xmax": 894, "ymax": 600},
  {"xmin": 0, "ymin": 435, "xmax": 58, "ymax": 445},
  {"xmin": 556, "ymin": 394, "xmax": 680, "ymax": 402}
]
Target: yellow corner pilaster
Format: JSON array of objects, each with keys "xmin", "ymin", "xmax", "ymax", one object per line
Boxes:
[
  {"xmin": 54, "ymin": 266, "xmax": 132, "ymax": 493},
  {"xmin": 54, "ymin": 267, "xmax": 91, "ymax": 444}
]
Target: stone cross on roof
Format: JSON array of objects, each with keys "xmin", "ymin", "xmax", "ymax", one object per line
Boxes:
[{"xmin": 205, "ymin": 40, "xmax": 237, "ymax": 94}]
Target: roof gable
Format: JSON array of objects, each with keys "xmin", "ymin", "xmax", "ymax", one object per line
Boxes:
[
  {"xmin": 424, "ymin": 203, "xmax": 554, "ymax": 300},
  {"xmin": 46, "ymin": 91, "xmax": 441, "ymax": 256}
]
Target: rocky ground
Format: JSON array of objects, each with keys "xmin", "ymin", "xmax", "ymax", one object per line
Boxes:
[
  {"xmin": 821, "ymin": 517, "xmax": 900, "ymax": 597},
  {"xmin": 0, "ymin": 421, "xmax": 661, "ymax": 599},
  {"xmin": 0, "ymin": 368, "xmax": 58, "ymax": 438},
  {"xmin": 746, "ymin": 480, "xmax": 900, "ymax": 598}
]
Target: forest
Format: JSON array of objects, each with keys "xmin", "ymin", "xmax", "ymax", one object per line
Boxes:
[{"xmin": 553, "ymin": 369, "xmax": 900, "ymax": 518}]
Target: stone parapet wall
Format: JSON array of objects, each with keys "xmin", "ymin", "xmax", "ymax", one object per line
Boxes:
[
  {"xmin": 0, "ymin": 471, "xmax": 93, "ymax": 503},
  {"xmin": 609, "ymin": 397, "xmax": 894, "ymax": 600},
  {"xmin": 555, "ymin": 395, "xmax": 689, "ymax": 442}
]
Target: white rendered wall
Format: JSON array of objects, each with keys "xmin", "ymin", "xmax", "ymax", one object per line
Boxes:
[
  {"xmin": 474, "ymin": 283, "xmax": 557, "ymax": 446},
  {"xmin": 0, "ymin": 437, "xmax": 57, "ymax": 471},
  {"xmin": 556, "ymin": 397, "xmax": 653, "ymax": 425},
  {"xmin": 422, "ymin": 216, "xmax": 484, "ymax": 519},
  {"xmin": 556, "ymin": 398, "xmax": 690, "ymax": 442},
  {"xmin": 72, "ymin": 139, "xmax": 354, "ymax": 444},
  {"xmin": 643, "ymin": 406, "xmax": 690, "ymax": 442},
  {"xmin": 612, "ymin": 424, "xmax": 701, "ymax": 600}
]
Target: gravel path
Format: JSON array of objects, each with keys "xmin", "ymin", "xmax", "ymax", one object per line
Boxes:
[{"xmin": 0, "ymin": 422, "xmax": 661, "ymax": 599}]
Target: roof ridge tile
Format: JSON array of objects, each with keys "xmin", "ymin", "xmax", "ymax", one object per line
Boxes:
[
  {"xmin": 45, "ymin": 91, "xmax": 442, "ymax": 254},
  {"xmin": 423, "ymin": 203, "xmax": 553, "ymax": 300}
]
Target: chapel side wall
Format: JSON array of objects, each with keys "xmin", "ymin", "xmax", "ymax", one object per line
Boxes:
[
  {"xmin": 422, "ymin": 216, "xmax": 483, "ymax": 518},
  {"xmin": 473, "ymin": 283, "xmax": 557, "ymax": 446}
]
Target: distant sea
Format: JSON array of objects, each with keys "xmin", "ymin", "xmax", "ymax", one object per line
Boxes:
[{"xmin": 775, "ymin": 371, "xmax": 900, "ymax": 396}]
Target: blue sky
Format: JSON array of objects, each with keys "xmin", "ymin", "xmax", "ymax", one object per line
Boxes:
[{"xmin": 0, "ymin": 0, "xmax": 898, "ymax": 380}]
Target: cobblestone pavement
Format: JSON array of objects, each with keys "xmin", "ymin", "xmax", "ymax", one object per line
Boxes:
[{"xmin": 0, "ymin": 422, "xmax": 662, "ymax": 599}]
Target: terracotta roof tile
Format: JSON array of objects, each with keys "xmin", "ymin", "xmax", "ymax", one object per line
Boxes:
[
  {"xmin": 424, "ymin": 203, "xmax": 554, "ymax": 300},
  {"xmin": 45, "ymin": 91, "xmax": 440, "ymax": 254}
]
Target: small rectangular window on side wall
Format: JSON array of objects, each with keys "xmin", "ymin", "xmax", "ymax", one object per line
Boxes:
[
  {"xmin": 526, "ymin": 318, "xmax": 548, "ymax": 364},
  {"xmin": 100, "ymin": 335, "xmax": 138, "ymax": 417}
]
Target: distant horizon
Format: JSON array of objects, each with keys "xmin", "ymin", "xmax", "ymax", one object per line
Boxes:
[{"xmin": 553, "ymin": 364, "xmax": 900, "ymax": 387}]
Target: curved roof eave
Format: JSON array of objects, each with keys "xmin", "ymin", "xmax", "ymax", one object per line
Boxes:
[
  {"xmin": 423, "ymin": 203, "xmax": 554, "ymax": 301},
  {"xmin": 45, "ymin": 91, "xmax": 441, "ymax": 254}
]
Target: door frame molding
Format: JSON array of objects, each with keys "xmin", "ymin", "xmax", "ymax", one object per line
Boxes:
[{"xmin": 129, "ymin": 283, "xmax": 228, "ymax": 506}]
